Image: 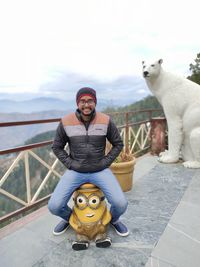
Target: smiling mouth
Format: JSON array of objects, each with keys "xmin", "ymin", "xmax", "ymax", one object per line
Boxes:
[{"xmin": 86, "ymin": 214, "xmax": 94, "ymax": 217}]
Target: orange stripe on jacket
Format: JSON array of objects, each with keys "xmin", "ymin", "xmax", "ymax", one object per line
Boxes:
[{"xmin": 62, "ymin": 112, "xmax": 109, "ymax": 127}]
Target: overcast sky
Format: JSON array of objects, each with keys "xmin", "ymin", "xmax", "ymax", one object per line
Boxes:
[{"xmin": 0, "ymin": 0, "xmax": 199, "ymax": 101}]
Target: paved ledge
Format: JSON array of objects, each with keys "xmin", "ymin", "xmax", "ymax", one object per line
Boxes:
[
  {"xmin": 0, "ymin": 154, "xmax": 200, "ymax": 267},
  {"xmin": 145, "ymin": 169, "xmax": 200, "ymax": 267}
]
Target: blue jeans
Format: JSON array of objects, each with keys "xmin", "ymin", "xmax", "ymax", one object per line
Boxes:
[{"xmin": 48, "ymin": 168, "xmax": 128, "ymax": 223}]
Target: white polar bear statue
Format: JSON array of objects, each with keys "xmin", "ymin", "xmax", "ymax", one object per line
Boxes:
[{"xmin": 142, "ymin": 59, "xmax": 200, "ymax": 168}]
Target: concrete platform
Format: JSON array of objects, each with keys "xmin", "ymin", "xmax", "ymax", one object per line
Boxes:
[{"xmin": 0, "ymin": 154, "xmax": 200, "ymax": 267}]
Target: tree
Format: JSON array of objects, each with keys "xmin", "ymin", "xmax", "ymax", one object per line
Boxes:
[{"xmin": 187, "ymin": 53, "xmax": 200, "ymax": 85}]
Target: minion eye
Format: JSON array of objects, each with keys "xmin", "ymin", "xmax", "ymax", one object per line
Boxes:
[
  {"xmin": 76, "ymin": 195, "xmax": 87, "ymax": 208},
  {"xmin": 89, "ymin": 195, "xmax": 100, "ymax": 209}
]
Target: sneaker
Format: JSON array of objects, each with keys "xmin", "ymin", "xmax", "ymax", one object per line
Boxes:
[
  {"xmin": 95, "ymin": 237, "xmax": 112, "ymax": 248},
  {"xmin": 72, "ymin": 241, "xmax": 89, "ymax": 251},
  {"xmin": 53, "ymin": 220, "xmax": 70, "ymax": 236},
  {"xmin": 111, "ymin": 221, "xmax": 129, "ymax": 237}
]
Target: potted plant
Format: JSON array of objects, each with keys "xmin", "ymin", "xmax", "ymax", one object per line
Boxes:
[{"xmin": 107, "ymin": 145, "xmax": 136, "ymax": 192}]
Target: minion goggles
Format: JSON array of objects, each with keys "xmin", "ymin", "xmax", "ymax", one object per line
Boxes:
[{"xmin": 74, "ymin": 193, "xmax": 105, "ymax": 210}]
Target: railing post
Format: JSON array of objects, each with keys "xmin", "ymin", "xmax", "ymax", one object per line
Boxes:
[
  {"xmin": 125, "ymin": 112, "xmax": 129, "ymax": 153},
  {"xmin": 150, "ymin": 117, "xmax": 167, "ymax": 155},
  {"xmin": 24, "ymin": 151, "xmax": 31, "ymax": 204},
  {"xmin": 149, "ymin": 110, "xmax": 152, "ymax": 121}
]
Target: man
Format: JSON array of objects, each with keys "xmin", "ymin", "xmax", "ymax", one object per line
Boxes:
[{"xmin": 48, "ymin": 87, "xmax": 129, "ymax": 237}]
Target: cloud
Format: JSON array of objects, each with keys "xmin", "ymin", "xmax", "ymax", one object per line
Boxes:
[{"xmin": 39, "ymin": 70, "xmax": 149, "ymax": 105}]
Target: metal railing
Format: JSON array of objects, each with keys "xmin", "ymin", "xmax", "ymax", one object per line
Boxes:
[{"xmin": 0, "ymin": 109, "xmax": 163, "ymax": 225}]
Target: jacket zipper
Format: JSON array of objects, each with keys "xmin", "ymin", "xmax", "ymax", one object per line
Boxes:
[
  {"xmin": 85, "ymin": 126, "xmax": 89, "ymax": 158},
  {"xmin": 82, "ymin": 119, "xmax": 92, "ymax": 159}
]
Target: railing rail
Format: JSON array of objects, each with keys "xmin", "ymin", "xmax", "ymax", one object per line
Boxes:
[
  {"xmin": 0, "ymin": 118, "xmax": 61, "ymax": 127},
  {"xmin": 0, "ymin": 109, "xmax": 164, "ymax": 225}
]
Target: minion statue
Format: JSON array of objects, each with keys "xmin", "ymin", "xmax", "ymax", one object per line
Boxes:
[{"xmin": 69, "ymin": 183, "xmax": 112, "ymax": 250}]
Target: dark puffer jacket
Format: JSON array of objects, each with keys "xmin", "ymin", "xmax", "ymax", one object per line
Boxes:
[{"xmin": 52, "ymin": 109, "xmax": 123, "ymax": 173}]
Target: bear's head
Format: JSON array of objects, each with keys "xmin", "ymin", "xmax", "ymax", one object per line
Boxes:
[{"xmin": 142, "ymin": 59, "xmax": 163, "ymax": 80}]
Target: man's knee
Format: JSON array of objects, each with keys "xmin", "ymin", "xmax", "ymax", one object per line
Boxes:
[
  {"xmin": 48, "ymin": 198, "xmax": 63, "ymax": 216},
  {"xmin": 119, "ymin": 198, "xmax": 128, "ymax": 213},
  {"xmin": 113, "ymin": 197, "xmax": 128, "ymax": 213}
]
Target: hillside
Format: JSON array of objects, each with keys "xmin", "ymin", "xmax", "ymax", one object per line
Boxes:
[
  {"xmin": 104, "ymin": 95, "xmax": 162, "ymax": 113},
  {"xmin": 104, "ymin": 95, "xmax": 163, "ymax": 127}
]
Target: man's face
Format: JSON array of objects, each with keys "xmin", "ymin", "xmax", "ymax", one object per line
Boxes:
[{"xmin": 78, "ymin": 96, "xmax": 96, "ymax": 116}]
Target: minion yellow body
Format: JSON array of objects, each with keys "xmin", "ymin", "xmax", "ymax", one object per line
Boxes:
[{"xmin": 69, "ymin": 183, "xmax": 112, "ymax": 250}]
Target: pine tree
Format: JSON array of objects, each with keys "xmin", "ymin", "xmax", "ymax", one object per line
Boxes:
[{"xmin": 187, "ymin": 53, "xmax": 200, "ymax": 85}]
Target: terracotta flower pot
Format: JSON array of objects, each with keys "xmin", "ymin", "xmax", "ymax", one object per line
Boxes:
[{"xmin": 110, "ymin": 159, "xmax": 136, "ymax": 192}]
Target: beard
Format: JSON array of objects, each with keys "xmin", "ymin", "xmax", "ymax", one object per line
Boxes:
[{"xmin": 80, "ymin": 107, "xmax": 94, "ymax": 116}]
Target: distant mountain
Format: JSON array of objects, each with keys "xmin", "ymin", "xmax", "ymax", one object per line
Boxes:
[
  {"xmin": 0, "ymin": 97, "xmax": 71, "ymax": 113},
  {"xmin": 0, "ymin": 71, "xmax": 149, "ymax": 112},
  {"xmin": 0, "ymin": 97, "xmax": 117, "ymax": 113}
]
